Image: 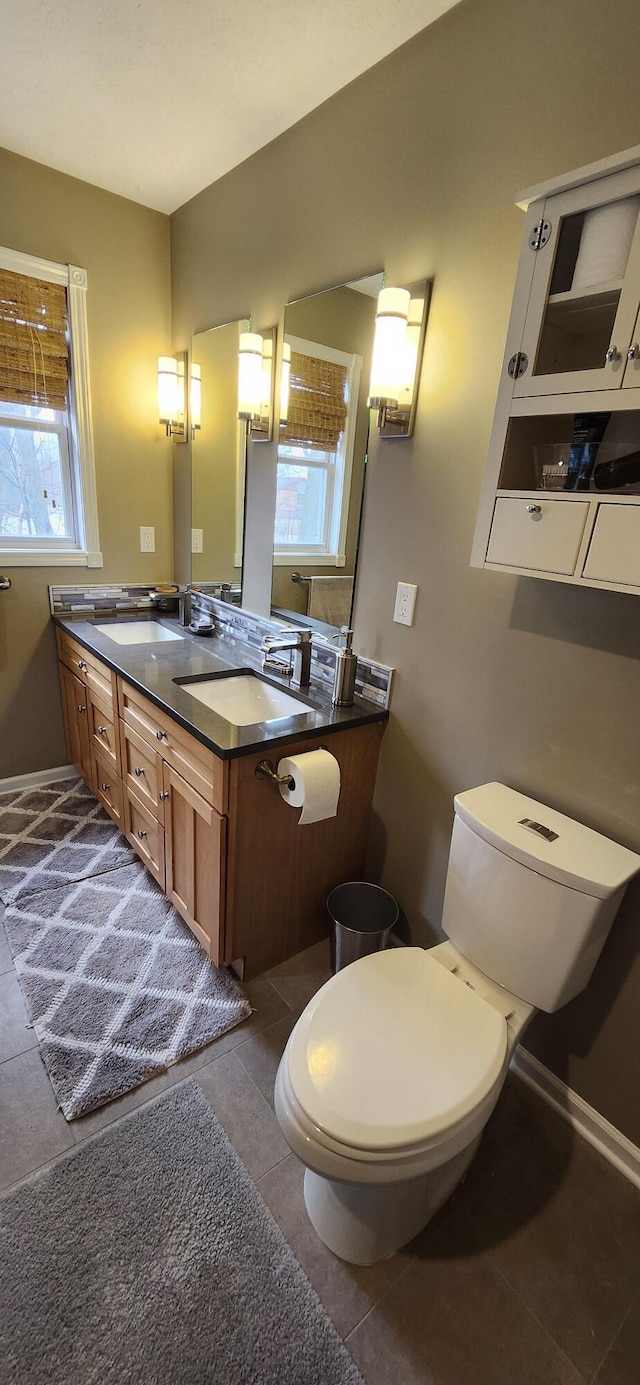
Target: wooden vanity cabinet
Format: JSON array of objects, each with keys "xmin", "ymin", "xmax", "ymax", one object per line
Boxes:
[{"xmin": 57, "ymin": 636, "xmax": 385, "ymax": 976}]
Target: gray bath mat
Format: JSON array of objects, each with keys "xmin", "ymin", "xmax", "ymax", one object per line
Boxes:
[
  {"xmin": 0, "ymin": 776, "xmax": 135, "ymax": 905},
  {"xmin": 5, "ymin": 862, "xmax": 251, "ymax": 1119},
  {"xmin": 0, "ymin": 1081, "xmax": 363, "ymax": 1385}
]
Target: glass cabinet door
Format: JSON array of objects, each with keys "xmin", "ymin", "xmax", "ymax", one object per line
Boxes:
[{"xmin": 513, "ymin": 171, "xmax": 640, "ymax": 398}]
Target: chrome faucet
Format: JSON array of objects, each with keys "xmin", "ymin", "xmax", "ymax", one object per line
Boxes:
[{"xmin": 262, "ymin": 628, "xmax": 312, "ymax": 689}]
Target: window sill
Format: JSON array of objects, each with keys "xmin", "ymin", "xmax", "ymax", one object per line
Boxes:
[
  {"xmin": 0, "ymin": 549, "xmax": 103, "ymax": 568},
  {"xmin": 273, "ymin": 553, "xmax": 346, "ymax": 567}
]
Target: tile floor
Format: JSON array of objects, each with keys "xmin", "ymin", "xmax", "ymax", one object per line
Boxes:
[{"xmin": 2, "ymin": 913, "xmax": 640, "ymax": 1385}]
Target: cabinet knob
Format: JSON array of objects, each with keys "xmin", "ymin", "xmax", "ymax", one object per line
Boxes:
[
  {"xmin": 156, "ymin": 730, "xmax": 167, "ymax": 741},
  {"xmin": 134, "ymin": 766, "xmax": 145, "ymax": 776},
  {"xmin": 101, "ymin": 782, "xmax": 110, "ymax": 792},
  {"xmin": 605, "ymin": 345, "xmax": 621, "ymax": 363},
  {"xmin": 137, "ymin": 829, "xmax": 147, "ymax": 840},
  {"xmin": 159, "ymin": 790, "xmax": 170, "ymax": 801},
  {"xmin": 628, "ymin": 344, "xmax": 640, "ymax": 361},
  {"xmin": 77, "ymin": 659, "xmax": 87, "ymax": 670},
  {"xmin": 526, "ymin": 504, "xmax": 542, "ymax": 515},
  {"xmin": 97, "ymin": 725, "xmax": 107, "ymax": 735},
  {"xmin": 77, "ymin": 704, "xmax": 86, "ymax": 713}
]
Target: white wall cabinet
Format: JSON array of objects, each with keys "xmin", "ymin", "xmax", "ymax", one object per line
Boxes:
[{"xmin": 472, "ymin": 144, "xmax": 640, "ymax": 594}]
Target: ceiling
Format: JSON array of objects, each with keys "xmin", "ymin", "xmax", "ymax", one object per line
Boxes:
[{"xmin": 1, "ymin": 1, "xmax": 462, "ymax": 215}]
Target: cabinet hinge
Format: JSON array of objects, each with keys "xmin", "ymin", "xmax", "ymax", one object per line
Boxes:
[
  {"xmin": 508, "ymin": 351, "xmax": 529, "ymax": 379},
  {"xmin": 529, "ymin": 219, "xmax": 551, "ymax": 251}
]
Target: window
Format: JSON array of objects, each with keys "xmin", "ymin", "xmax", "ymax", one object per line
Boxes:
[
  {"xmin": 0, "ymin": 247, "xmax": 100, "ymax": 566},
  {"xmin": 274, "ymin": 336, "xmax": 362, "ymax": 566}
]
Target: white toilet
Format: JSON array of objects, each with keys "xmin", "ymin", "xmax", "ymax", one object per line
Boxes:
[{"xmin": 274, "ymin": 782, "xmax": 640, "ymax": 1265}]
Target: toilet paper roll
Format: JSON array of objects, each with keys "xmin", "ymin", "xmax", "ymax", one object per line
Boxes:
[
  {"xmin": 277, "ymin": 748, "xmax": 341, "ymax": 825},
  {"xmin": 572, "ymin": 197, "xmax": 640, "ymax": 292}
]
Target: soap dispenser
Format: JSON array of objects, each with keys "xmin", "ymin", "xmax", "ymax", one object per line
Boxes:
[{"xmin": 332, "ymin": 628, "xmax": 357, "ymax": 707}]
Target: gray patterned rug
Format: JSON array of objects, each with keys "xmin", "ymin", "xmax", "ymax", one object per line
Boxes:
[
  {"xmin": 0, "ymin": 776, "xmax": 135, "ymax": 906},
  {"xmin": 5, "ymin": 861, "xmax": 251, "ymax": 1119},
  {"xmin": 1, "ymin": 1081, "xmax": 363, "ymax": 1385}
]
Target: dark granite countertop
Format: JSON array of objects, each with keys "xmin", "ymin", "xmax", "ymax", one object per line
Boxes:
[{"xmin": 54, "ymin": 612, "xmax": 388, "ymax": 760}]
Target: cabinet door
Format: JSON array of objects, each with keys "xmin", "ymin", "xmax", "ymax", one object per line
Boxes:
[
  {"xmin": 59, "ymin": 662, "xmax": 92, "ymax": 786},
  {"xmin": 582, "ymin": 503, "xmax": 640, "ymax": 586},
  {"xmin": 514, "ymin": 171, "xmax": 640, "ymax": 398},
  {"xmin": 163, "ymin": 762, "xmax": 226, "ymax": 964},
  {"xmin": 486, "ymin": 497, "xmax": 590, "ymax": 574}
]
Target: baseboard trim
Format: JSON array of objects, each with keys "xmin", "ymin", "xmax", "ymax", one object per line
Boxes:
[
  {"xmin": 0, "ymin": 765, "xmax": 76, "ymax": 794},
  {"xmin": 512, "ymin": 1047, "xmax": 640, "ymax": 1191}
]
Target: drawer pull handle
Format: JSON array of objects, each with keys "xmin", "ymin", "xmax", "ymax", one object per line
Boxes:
[
  {"xmin": 628, "ymin": 344, "xmax": 640, "ymax": 361},
  {"xmin": 101, "ymin": 782, "xmax": 110, "ymax": 792},
  {"xmin": 77, "ymin": 659, "xmax": 87, "ymax": 670},
  {"xmin": 526, "ymin": 504, "xmax": 542, "ymax": 515},
  {"xmin": 97, "ymin": 725, "xmax": 107, "ymax": 735},
  {"xmin": 137, "ymin": 829, "xmax": 147, "ymax": 840},
  {"xmin": 156, "ymin": 730, "xmax": 167, "ymax": 741},
  {"xmin": 134, "ymin": 766, "xmax": 145, "ymax": 776},
  {"xmin": 605, "ymin": 345, "xmax": 620, "ymax": 363},
  {"xmin": 159, "ymin": 790, "xmax": 170, "ymax": 801},
  {"xmin": 77, "ymin": 704, "xmax": 86, "ymax": 713}
]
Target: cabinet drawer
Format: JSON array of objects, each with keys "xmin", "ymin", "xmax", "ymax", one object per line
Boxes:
[
  {"xmin": 118, "ymin": 680, "xmax": 227, "ymax": 812},
  {"xmin": 120, "ymin": 721, "xmax": 165, "ymax": 822},
  {"xmin": 487, "ymin": 498, "xmax": 589, "ymax": 574},
  {"xmin": 57, "ymin": 630, "xmax": 117, "ymax": 711},
  {"xmin": 92, "ymin": 749, "xmax": 124, "ymax": 829},
  {"xmin": 123, "ymin": 788, "xmax": 165, "ymax": 887},
  {"xmin": 583, "ymin": 504, "xmax": 640, "ymax": 587},
  {"xmin": 88, "ymin": 692, "xmax": 120, "ymax": 774}
]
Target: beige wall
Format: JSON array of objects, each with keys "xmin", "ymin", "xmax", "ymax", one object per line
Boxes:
[
  {"xmin": 171, "ymin": 0, "xmax": 640, "ymax": 1142},
  {"xmin": 0, "ymin": 149, "xmax": 172, "ymax": 778}
]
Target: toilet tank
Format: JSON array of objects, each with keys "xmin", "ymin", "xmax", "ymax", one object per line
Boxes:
[{"xmin": 442, "ymin": 783, "xmax": 640, "ymax": 1012}]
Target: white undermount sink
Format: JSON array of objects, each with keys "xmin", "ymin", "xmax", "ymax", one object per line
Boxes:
[
  {"xmin": 93, "ymin": 621, "xmax": 184, "ymax": 645},
  {"xmin": 176, "ymin": 673, "xmax": 309, "ymax": 726}
]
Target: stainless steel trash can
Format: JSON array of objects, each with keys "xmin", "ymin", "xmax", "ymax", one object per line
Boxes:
[{"xmin": 327, "ymin": 881, "xmax": 399, "ymax": 973}]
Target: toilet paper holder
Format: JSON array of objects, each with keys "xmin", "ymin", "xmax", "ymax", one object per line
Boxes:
[
  {"xmin": 255, "ymin": 748, "xmax": 329, "ymax": 791},
  {"xmin": 255, "ymin": 759, "xmax": 295, "ymax": 790}
]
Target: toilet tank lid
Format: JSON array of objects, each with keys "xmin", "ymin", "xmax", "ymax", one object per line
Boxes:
[{"xmin": 454, "ymin": 783, "xmax": 640, "ymax": 900}]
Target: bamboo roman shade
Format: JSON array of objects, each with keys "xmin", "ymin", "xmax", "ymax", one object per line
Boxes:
[
  {"xmin": 0, "ymin": 269, "xmax": 69, "ymax": 411},
  {"xmin": 280, "ymin": 350, "xmax": 348, "ymax": 450}
]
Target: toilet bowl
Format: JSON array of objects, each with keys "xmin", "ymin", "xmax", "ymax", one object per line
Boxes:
[
  {"xmin": 275, "ymin": 782, "xmax": 640, "ymax": 1265},
  {"xmin": 275, "ymin": 942, "xmax": 533, "ymax": 1264}
]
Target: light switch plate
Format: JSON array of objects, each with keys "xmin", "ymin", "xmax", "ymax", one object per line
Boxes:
[
  {"xmin": 139, "ymin": 526, "xmax": 155, "ymax": 553},
  {"xmin": 191, "ymin": 528, "xmax": 203, "ymax": 553},
  {"xmin": 393, "ymin": 581, "xmax": 418, "ymax": 626}
]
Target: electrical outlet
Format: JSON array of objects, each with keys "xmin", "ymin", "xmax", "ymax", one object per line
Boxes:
[
  {"xmin": 139, "ymin": 526, "xmax": 155, "ymax": 553},
  {"xmin": 393, "ymin": 581, "xmax": 418, "ymax": 626},
  {"xmin": 191, "ymin": 528, "xmax": 203, "ymax": 553}
]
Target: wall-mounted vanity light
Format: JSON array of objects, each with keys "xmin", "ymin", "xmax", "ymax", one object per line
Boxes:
[
  {"xmin": 367, "ymin": 280, "xmax": 430, "ymax": 439},
  {"xmin": 158, "ymin": 352, "xmax": 187, "ymax": 441},
  {"xmin": 279, "ymin": 341, "xmax": 291, "ymax": 424},
  {"xmin": 237, "ymin": 327, "xmax": 276, "ymax": 442},
  {"xmin": 190, "ymin": 363, "xmax": 201, "ymax": 438}
]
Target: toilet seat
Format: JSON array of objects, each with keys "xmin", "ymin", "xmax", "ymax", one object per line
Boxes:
[{"xmin": 286, "ymin": 947, "xmax": 508, "ymax": 1155}]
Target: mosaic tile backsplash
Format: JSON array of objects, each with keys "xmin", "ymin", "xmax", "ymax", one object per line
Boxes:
[{"xmin": 49, "ymin": 584, "xmax": 393, "ymax": 710}]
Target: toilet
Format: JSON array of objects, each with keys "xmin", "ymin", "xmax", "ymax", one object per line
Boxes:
[{"xmin": 274, "ymin": 782, "xmax": 640, "ymax": 1265}]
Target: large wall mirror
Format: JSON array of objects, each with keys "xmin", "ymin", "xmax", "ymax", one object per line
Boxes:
[
  {"xmin": 270, "ymin": 272, "xmax": 383, "ymax": 632},
  {"xmin": 190, "ymin": 318, "xmax": 247, "ymax": 596}
]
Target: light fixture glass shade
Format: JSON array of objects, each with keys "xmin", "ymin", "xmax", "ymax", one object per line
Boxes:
[
  {"xmin": 260, "ymin": 338, "xmax": 273, "ymax": 419},
  {"xmin": 280, "ymin": 341, "xmax": 291, "ymax": 423},
  {"xmin": 238, "ymin": 332, "xmax": 264, "ymax": 419},
  {"xmin": 397, "ymin": 297, "xmax": 424, "ymax": 411},
  {"xmin": 190, "ymin": 363, "xmax": 202, "ymax": 431},
  {"xmin": 367, "ymin": 287, "xmax": 410, "ymax": 408},
  {"xmin": 158, "ymin": 355, "xmax": 179, "ymax": 423}
]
